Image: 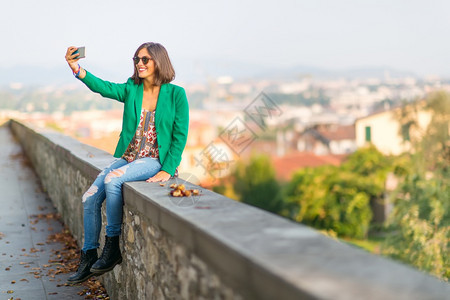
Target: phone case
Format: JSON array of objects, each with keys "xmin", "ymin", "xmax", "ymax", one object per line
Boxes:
[{"xmin": 74, "ymin": 47, "xmax": 85, "ymax": 59}]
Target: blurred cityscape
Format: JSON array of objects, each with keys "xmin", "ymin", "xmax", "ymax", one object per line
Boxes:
[{"xmin": 1, "ymin": 71, "xmax": 448, "ymax": 186}]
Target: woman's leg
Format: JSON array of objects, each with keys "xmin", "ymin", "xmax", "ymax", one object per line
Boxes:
[
  {"xmin": 68, "ymin": 158, "xmax": 129, "ymax": 284},
  {"xmin": 90, "ymin": 157, "xmax": 162, "ymax": 274},
  {"xmin": 103, "ymin": 157, "xmax": 162, "ymax": 236},
  {"xmin": 81, "ymin": 158, "xmax": 128, "ymax": 251}
]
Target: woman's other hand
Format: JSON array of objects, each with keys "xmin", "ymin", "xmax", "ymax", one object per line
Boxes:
[{"xmin": 146, "ymin": 171, "xmax": 171, "ymax": 183}]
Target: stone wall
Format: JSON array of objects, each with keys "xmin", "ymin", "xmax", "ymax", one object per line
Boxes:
[{"xmin": 9, "ymin": 120, "xmax": 450, "ymax": 300}]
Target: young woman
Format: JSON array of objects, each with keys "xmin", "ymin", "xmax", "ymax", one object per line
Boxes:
[{"xmin": 64, "ymin": 42, "xmax": 189, "ymax": 284}]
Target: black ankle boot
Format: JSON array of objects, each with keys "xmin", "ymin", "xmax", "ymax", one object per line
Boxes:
[
  {"xmin": 67, "ymin": 249, "xmax": 98, "ymax": 284},
  {"xmin": 90, "ymin": 235, "xmax": 122, "ymax": 274}
]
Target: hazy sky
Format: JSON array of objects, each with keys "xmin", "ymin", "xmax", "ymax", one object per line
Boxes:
[{"xmin": 1, "ymin": 0, "xmax": 450, "ymax": 81}]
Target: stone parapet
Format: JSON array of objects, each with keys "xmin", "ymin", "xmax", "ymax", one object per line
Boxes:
[{"xmin": 9, "ymin": 119, "xmax": 450, "ymax": 300}]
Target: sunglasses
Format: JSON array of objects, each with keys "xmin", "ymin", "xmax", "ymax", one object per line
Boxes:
[{"xmin": 133, "ymin": 56, "xmax": 152, "ymax": 65}]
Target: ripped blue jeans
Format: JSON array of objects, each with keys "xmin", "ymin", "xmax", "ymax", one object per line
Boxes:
[{"xmin": 81, "ymin": 157, "xmax": 161, "ymax": 251}]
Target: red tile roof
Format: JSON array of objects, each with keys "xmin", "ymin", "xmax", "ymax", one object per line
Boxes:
[
  {"xmin": 316, "ymin": 124, "xmax": 355, "ymax": 141},
  {"xmin": 273, "ymin": 152, "xmax": 347, "ymax": 181}
]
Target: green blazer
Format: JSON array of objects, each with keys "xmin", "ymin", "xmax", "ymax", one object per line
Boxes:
[{"xmin": 79, "ymin": 71, "xmax": 189, "ymax": 176}]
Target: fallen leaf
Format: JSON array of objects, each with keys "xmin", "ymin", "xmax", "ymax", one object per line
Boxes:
[{"xmin": 11, "ymin": 280, "xmax": 16, "ymax": 284}]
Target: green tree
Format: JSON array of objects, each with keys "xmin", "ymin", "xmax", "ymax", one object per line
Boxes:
[
  {"xmin": 383, "ymin": 91, "xmax": 450, "ymax": 281},
  {"xmin": 285, "ymin": 146, "xmax": 391, "ymax": 239},
  {"xmin": 232, "ymin": 154, "xmax": 284, "ymax": 214},
  {"xmin": 285, "ymin": 167, "xmax": 371, "ymax": 239},
  {"xmin": 383, "ymin": 171, "xmax": 449, "ymax": 280}
]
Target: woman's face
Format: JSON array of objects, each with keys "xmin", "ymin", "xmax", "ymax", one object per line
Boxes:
[{"xmin": 135, "ymin": 48, "xmax": 155, "ymax": 80}]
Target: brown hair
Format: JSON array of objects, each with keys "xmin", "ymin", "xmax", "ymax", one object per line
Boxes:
[{"xmin": 131, "ymin": 42, "xmax": 175, "ymax": 85}]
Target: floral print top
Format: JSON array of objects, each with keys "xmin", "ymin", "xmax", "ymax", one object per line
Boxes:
[{"xmin": 122, "ymin": 109, "xmax": 159, "ymax": 163}]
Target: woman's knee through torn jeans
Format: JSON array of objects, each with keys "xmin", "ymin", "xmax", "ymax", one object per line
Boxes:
[{"xmin": 81, "ymin": 157, "xmax": 161, "ymax": 251}]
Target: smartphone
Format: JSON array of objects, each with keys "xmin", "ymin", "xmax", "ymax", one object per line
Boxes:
[{"xmin": 73, "ymin": 47, "xmax": 86, "ymax": 59}]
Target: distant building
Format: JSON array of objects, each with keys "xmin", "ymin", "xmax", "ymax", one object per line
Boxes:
[
  {"xmin": 355, "ymin": 102, "xmax": 432, "ymax": 155},
  {"xmin": 272, "ymin": 152, "xmax": 347, "ymax": 181},
  {"xmin": 296, "ymin": 124, "xmax": 356, "ymax": 155}
]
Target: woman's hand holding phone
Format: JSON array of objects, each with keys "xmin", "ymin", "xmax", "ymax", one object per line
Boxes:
[{"xmin": 65, "ymin": 46, "xmax": 86, "ymax": 78}]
